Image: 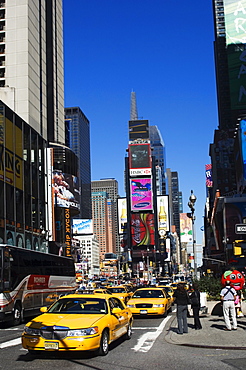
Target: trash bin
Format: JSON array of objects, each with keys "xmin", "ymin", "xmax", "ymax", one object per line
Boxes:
[{"xmin": 200, "ymin": 292, "xmax": 208, "ymax": 314}]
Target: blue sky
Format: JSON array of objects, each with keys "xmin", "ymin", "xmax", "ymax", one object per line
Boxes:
[{"xmin": 63, "ymin": 0, "xmax": 218, "ymax": 245}]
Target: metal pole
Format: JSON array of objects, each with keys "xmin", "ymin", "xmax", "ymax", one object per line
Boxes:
[{"xmin": 192, "ymin": 211, "xmax": 197, "ymax": 279}]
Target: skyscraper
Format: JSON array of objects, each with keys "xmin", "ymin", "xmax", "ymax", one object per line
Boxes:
[
  {"xmin": 149, "ymin": 125, "xmax": 167, "ymax": 195},
  {"xmin": 91, "ymin": 179, "xmax": 120, "ymax": 254},
  {"xmin": 166, "ymin": 168, "xmax": 182, "ymax": 239},
  {"xmin": 65, "ymin": 107, "xmax": 92, "ymax": 219},
  {"xmin": 212, "ymin": 0, "xmax": 246, "ymax": 130},
  {"xmin": 0, "ymin": 0, "xmax": 65, "ymax": 143},
  {"xmin": 91, "ymin": 191, "xmax": 114, "ymax": 261}
]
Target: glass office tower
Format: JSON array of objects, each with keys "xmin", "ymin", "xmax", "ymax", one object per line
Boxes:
[{"xmin": 65, "ymin": 107, "xmax": 92, "ymax": 219}]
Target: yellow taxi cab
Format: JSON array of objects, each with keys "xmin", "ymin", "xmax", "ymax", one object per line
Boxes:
[
  {"xmin": 106, "ymin": 285, "xmax": 133, "ymax": 303},
  {"xmin": 158, "ymin": 285, "xmax": 175, "ymax": 305},
  {"xmin": 22, "ymin": 293, "xmax": 133, "ymax": 356},
  {"xmin": 127, "ymin": 287, "xmax": 171, "ymax": 316}
]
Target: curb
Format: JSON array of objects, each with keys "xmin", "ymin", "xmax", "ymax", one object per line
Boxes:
[{"xmin": 164, "ymin": 314, "xmax": 246, "ymax": 350}]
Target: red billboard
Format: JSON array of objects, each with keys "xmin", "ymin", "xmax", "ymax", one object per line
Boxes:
[{"xmin": 131, "ymin": 213, "xmax": 155, "ymax": 246}]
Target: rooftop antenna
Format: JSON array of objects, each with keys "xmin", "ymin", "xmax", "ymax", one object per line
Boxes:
[{"xmin": 130, "ymin": 90, "xmax": 138, "ymax": 120}]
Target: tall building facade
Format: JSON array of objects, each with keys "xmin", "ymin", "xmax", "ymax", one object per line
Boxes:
[
  {"xmin": 0, "ymin": 0, "xmax": 65, "ymax": 143},
  {"xmin": 149, "ymin": 125, "xmax": 167, "ymax": 195},
  {"xmin": 91, "ymin": 191, "xmax": 114, "ymax": 261},
  {"xmin": 166, "ymin": 169, "xmax": 182, "ymax": 239},
  {"xmin": 65, "ymin": 107, "xmax": 92, "ymax": 219},
  {"xmin": 210, "ymin": 0, "xmax": 246, "ymax": 197},
  {"xmin": 91, "ymin": 179, "xmax": 120, "ymax": 254}
]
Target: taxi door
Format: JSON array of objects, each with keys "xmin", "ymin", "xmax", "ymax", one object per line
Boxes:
[{"xmin": 108, "ymin": 297, "xmax": 129, "ymax": 339}]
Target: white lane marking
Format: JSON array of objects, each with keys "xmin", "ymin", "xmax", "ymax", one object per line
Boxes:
[
  {"xmin": 133, "ymin": 327, "xmax": 159, "ymax": 330},
  {"xmin": 132, "ymin": 315, "xmax": 172, "ymax": 353},
  {"xmin": 0, "ymin": 337, "xmax": 22, "ymax": 349}
]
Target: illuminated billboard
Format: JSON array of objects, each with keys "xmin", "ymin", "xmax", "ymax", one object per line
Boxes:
[
  {"xmin": 53, "ymin": 170, "xmax": 80, "ymax": 210},
  {"xmin": 0, "ymin": 116, "xmax": 23, "ymax": 190},
  {"xmin": 129, "ymin": 143, "xmax": 151, "ymax": 170},
  {"xmin": 224, "ymin": 1, "xmax": 246, "ymax": 45},
  {"xmin": 205, "ymin": 164, "xmax": 213, "ymax": 188},
  {"xmin": 72, "ymin": 219, "xmax": 93, "ymax": 234},
  {"xmin": 157, "ymin": 195, "xmax": 170, "ymax": 234},
  {"xmin": 240, "ymin": 120, "xmax": 246, "ymax": 180},
  {"xmin": 180, "ymin": 213, "xmax": 192, "ymax": 243},
  {"xmin": 128, "ymin": 119, "xmax": 149, "ymax": 140},
  {"xmin": 131, "ymin": 213, "xmax": 155, "ymax": 246},
  {"xmin": 117, "ymin": 198, "xmax": 127, "ymax": 235},
  {"xmin": 224, "ymin": 0, "xmax": 246, "ymax": 109},
  {"xmin": 130, "ymin": 178, "xmax": 153, "ymax": 211}
]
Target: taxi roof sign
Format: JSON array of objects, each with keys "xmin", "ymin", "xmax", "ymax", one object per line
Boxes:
[{"xmin": 235, "ymin": 224, "xmax": 246, "ymax": 234}]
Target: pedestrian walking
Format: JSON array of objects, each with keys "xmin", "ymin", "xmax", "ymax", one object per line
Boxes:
[
  {"xmin": 189, "ymin": 283, "xmax": 202, "ymax": 330},
  {"xmin": 220, "ymin": 280, "xmax": 237, "ymax": 331},
  {"xmin": 173, "ymin": 283, "xmax": 190, "ymax": 334}
]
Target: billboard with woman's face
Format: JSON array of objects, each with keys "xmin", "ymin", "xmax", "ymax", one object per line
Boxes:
[{"xmin": 53, "ymin": 170, "xmax": 80, "ymax": 211}]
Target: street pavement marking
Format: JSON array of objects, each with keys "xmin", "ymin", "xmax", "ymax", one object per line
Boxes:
[
  {"xmin": 132, "ymin": 315, "xmax": 172, "ymax": 353},
  {"xmin": 0, "ymin": 337, "xmax": 21, "ymax": 349}
]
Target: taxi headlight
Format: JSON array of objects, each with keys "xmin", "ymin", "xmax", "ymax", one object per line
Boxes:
[
  {"xmin": 153, "ymin": 304, "xmax": 164, "ymax": 308},
  {"xmin": 24, "ymin": 326, "xmax": 41, "ymax": 336},
  {"xmin": 127, "ymin": 304, "xmax": 135, "ymax": 308},
  {"xmin": 119, "ymin": 296, "xmax": 124, "ymax": 300},
  {"xmin": 67, "ymin": 326, "xmax": 99, "ymax": 336}
]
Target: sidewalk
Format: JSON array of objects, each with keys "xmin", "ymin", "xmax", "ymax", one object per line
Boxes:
[{"xmin": 165, "ymin": 301, "xmax": 246, "ymax": 349}]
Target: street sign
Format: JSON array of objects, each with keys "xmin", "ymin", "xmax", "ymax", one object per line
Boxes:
[{"xmin": 235, "ymin": 224, "xmax": 246, "ymax": 234}]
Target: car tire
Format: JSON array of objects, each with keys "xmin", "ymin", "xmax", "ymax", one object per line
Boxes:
[
  {"xmin": 97, "ymin": 330, "xmax": 109, "ymax": 356},
  {"xmin": 163, "ymin": 306, "xmax": 168, "ymax": 318},
  {"xmin": 124, "ymin": 322, "xmax": 132, "ymax": 340},
  {"xmin": 12, "ymin": 303, "xmax": 22, "ymax": 326}
]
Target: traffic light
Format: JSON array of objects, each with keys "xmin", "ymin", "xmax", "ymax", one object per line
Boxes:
[{"xmin": 234, "ymin": 245, "xmax": 242, "ymax": 256}]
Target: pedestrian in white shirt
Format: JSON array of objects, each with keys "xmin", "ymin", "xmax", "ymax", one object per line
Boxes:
[{"xmin": 220, "ymin": 280, "xmax": 237, "ymax": 331}]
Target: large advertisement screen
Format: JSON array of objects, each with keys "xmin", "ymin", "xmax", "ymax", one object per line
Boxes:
[
  {"xmin": 224, "ymin": 0, "xmax": 246, "ymax": 109},
  {"xmin": 157, "ymin": 195, "xmax": 170, "ymax": 234},
  {"xmin": 128, "ymin": 119, "xmax": 149, "ymax": 140},
  {"xmin": 130, "ymin": 178, "xmax": 153, "ymax": 211},
  {"xmin": 72, "ymin": 219, "xmax": 93, "ymax": 234},
  {"xmin": 117, "ymin": 198, "xmax": 127, "ymax": 235},
  {"xmin": 240, "ymin": 120, "xmax": 246, "ymax": 181},
  {"xmin": 180, "ymin": 213, "xmax": 192, "ymax": 243},
  {"xmin": 129, "ymin": 143, "xmax": 151, "ymax": 169},
  {"xmin": 131, "ymin": 213, "xmax": 155, "ymax": 247},
  {"xmin": 53, "ymin": 170, "xmax": 80, "ymax": 210}
]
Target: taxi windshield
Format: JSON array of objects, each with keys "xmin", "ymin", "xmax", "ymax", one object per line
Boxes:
[
  {"xmin": 48, "ymin": 298, "xmax": 108, "ymax": 314},
  {"xmin": 107, "ymin": 287, "xmax": 126, "ymax": 293},
  {"xmin": 132, "ymin": 290, "xmax": 164, "ymax": 299}
]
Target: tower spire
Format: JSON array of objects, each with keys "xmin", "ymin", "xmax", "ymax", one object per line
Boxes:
[{"xmin": 130, "ymin": 91, "xmax": 138, "ymax": 120}]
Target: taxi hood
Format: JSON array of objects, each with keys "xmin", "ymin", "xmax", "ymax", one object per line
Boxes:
[{"xmin": 28, "ymin": 313, "xmax": 105, "ymax": 329}]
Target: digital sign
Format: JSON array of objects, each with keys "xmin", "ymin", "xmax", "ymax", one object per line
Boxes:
[
  {"xmin": 131, "ymin": 213, "xmax": 155, "ymax": 246},
  {"xmin": 129, "ymin": 143, "xmax": 151, "ymax": 169},
  {"xmin": 130, "ymin": 178, "xmax": 153, "ymax": 211},
  {"xmin": 128, "ymin": 119, "xmax": 149, "ymax": 140},
  {"xmin": 224, "ymin": 0, "xmax": 246, "ymax": 109}
]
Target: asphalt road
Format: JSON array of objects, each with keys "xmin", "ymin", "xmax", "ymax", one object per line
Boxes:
[{"xmin": 1, "ymin": 312, "xmax": 246, "ymax": 370}]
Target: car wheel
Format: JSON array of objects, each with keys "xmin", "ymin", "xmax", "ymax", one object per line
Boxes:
[
  {"xmin": 124, "ymin": 322, "xmax": 132, "ymax": 340},
  {"xmin": 163, "ymin": 306, "xmax": 168, "ymax": 318},
  {"xmin": 98, "ymin": 330, "xmax": 109, "ymax": 356},
  {"xmin": 12, "ymin": 303, "xmax": 22, "ymax": 326}
]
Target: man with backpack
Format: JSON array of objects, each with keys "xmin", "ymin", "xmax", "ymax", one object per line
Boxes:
[{"xmin": 220, "ymin": 280, "xmax": 237, "ymax": 331}]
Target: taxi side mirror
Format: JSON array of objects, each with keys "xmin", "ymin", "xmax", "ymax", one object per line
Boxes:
[
  {"xmin": 112, "ymin": 307, "xmax": 121, "ymax": 314},
  {"xmin": 40, "ymin": 306, "xmax": 48, "ymax": 313}
]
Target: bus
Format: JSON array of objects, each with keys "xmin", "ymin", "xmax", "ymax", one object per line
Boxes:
[{"xmin": 0, "ymin": 244, "xmax": 77, "ymax": 325}]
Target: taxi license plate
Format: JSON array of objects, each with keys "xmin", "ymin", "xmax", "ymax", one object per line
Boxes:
[
  {"xmin": 140, "ymin": 310, "xmax": 147, "ymax": 314},
  {"xmin": 44, "ymin": 341, "xmax": 59, "ymax": 350}
]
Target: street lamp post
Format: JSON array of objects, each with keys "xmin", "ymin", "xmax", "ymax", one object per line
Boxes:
[{"xmin": 188, "ymin": 190, "xmax": 197, "ymax": 279}]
